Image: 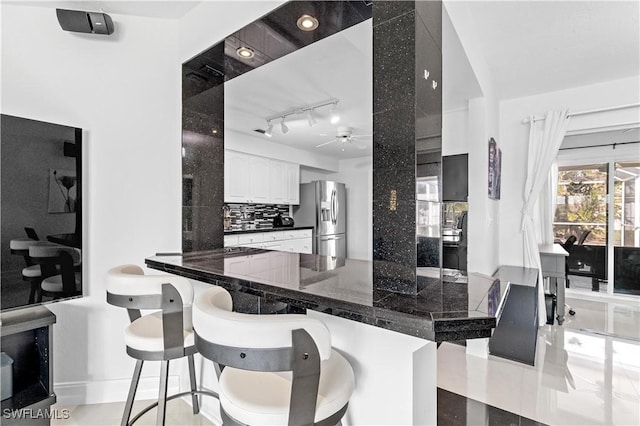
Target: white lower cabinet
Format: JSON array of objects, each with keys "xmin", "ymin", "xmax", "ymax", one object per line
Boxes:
[
  {"xmin": 224, "ymin": 229, "xmax": 312, "ymax": 254},
  {"xmin": 223, "ymin": 251, "xmax": 300, "ymax": 285}
]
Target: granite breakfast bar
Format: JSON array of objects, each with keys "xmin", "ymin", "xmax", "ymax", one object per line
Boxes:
[{"xmin": 146, "ymin": 248, "xmax": 503, "ymax": 425}]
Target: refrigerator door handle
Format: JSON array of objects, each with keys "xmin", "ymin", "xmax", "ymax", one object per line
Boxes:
[
  {"xmin": 334, "ymin": 189, "xmax": 339, "ymax": 226},
  {"xmin": 331, "ymin": 189, "xmax": 337, "ymax": 225},
  {"xmin": 320, "ymin": 235, "xmax": 344, "ymax": 241}
]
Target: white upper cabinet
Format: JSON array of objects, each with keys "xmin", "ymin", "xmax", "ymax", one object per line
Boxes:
[
  {"xmin": 225, "ymin": 150, "xmax": 299, "ymax": 205},
  {"xmin": 285, "ymin": 162, "xmax": 300, "ymax": 205},
  {"xmin": 249, "ymin": 156, "xmax": 271, "ymax": 203},
  {"xmin": 269, "ymin": 160, "xmax": 287, "ymax": 204},
  {"xmin": 225, "ymin": 150, "xmax": 251, "ymax": 203}
]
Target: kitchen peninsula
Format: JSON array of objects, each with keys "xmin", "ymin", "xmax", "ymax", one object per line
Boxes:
[
  {"xmin": 147, "ymin": 249, "xmax": 502, "ymax": 424},
  {"xmin": 147, "ymin": 249, "xmax": 500, "ymax": 342}
]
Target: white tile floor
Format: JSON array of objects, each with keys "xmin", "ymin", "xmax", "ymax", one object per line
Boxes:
[
  {"xmin": 438, "ymin": 294, "xmax": 640, "ymax": 426},
  {"xmin": 50, "ymin": 294, "xmax": 639, "ymax": 426},
  {"xmin": 51, "ymin": 398, "xmax": 214, "ymax": 426}
]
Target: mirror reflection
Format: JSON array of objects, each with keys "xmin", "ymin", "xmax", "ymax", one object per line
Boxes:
[
  {"xmin": 1, "ymin": 114, "xmax": 83, "ymax": 311},
  {"xmin": 224, "ymin": 18, "xmax": 373, "ymax": 261}
]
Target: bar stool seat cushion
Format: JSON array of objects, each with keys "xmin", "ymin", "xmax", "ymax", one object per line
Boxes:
[
  {"xmin": 10, "ymin": 238, "xmax": 37, "ymax": 250},
  {"xmin": 22, "ymin": 265, "xmax": 42, "ymax": 278},
  {"xmin": 41, "ymin": 272, "xmax": 81, "ymax": 292},
  {"xmin": 125, "ymin": 311, "xmax": 195, "ymax": 353},
  {"xmin": 219, "ymin": 349, "xmax": 354, "ymax": 425}
]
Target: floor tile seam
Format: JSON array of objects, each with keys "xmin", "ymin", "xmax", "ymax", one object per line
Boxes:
[{"xmin": 437, "ymin": 387, "xmax": 537, "ymax": 425}]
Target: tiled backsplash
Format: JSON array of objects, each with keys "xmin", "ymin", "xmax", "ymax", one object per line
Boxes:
[{"xmin": 225, "ymin": 204, "xmax": 290, "ymax": 231}]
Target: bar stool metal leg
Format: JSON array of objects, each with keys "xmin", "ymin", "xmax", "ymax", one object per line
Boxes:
[
  {"xmin": 157, "ymin": 360, "xmax": 169, "ymax": 426},
  {"xmin": 187, "ymin": 354, "xmax": 200, "ymax": 414},
  {"xmin": 122, "ymin": 360, "xmax": 144, "ymax": 426}
]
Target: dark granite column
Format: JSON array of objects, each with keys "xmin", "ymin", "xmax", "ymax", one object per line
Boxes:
[
  {"xmin": 373, "ymin": 1, "xmax": 442, "ymax": 295},
  {"xmin": 182, "ymin": 51, "xmax": 226, "ymax": 252}
]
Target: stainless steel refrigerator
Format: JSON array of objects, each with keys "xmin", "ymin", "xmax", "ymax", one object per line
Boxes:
[{"xmin": 293, "ymin": 181, "xmax": 346, "ymax": 257}]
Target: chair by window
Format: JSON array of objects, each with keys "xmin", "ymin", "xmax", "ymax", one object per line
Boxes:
[
  {"xmin": 193, "ymin": 285, "xmax": 355, "ymax": 426},
  {"xmin": 560, "ymin": 236, "xmax": 577, "ymax": 316}
]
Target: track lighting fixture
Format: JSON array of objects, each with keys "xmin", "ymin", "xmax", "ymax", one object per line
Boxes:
[
  {"xmin": 262, "ymin": 98, "xmax": 339, "ymax": 137},
  {"xmin": 280, "ymin": 117, "xmax": 289, "ymax": 134}
]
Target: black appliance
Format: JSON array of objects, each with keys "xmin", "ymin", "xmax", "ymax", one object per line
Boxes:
[{"xmin": 273, "ymin": 213, "xmax": 294, "ymax": 228}]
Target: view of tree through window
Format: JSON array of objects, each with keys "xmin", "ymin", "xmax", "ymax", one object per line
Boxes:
[{"xmin": 554, "ymin": 164, "xmax": 607, "ymax": 245}]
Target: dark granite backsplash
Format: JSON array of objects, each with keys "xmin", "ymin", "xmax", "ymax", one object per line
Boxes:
[{"xmin": 225, "ymin": 203, "xmax": 290, "ymax": 231}]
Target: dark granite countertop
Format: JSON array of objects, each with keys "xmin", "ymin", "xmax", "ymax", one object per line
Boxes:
[
  {"xmin": 224, "ymin": 226, "xmax": 314, "ymax": 234},
  {"xmin": 146, "ymin": 249, "xmax": 503, "ymax": 342}
]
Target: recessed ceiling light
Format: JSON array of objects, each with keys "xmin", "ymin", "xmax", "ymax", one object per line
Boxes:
[
  {"xmin": 297, "ymin": 14, "xmax": 319, "ymax": 31},
  {"xmin": 236, "ymin": 46, "xmax": 254, "ymax": 59}
]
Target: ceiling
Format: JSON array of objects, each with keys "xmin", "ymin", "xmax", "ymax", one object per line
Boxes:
[
  {"xmin": 448, "ymin": 1, "xmax": 640, "ymax": 100},
  {"xmin": 562, "ymin": 128, "xmax": 640, "ymax": 150},
  {"xmin": 225, "ymin": 19, "xmax": 373, "ymax": 160},
  {"xmin": 8, "ymin": 1, "xmax": 636, "ymax": 159}
]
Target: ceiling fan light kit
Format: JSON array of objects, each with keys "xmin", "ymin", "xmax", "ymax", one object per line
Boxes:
[{"xmin": 315, "ymin": 126, "xmax": 371, "ymax": 150}]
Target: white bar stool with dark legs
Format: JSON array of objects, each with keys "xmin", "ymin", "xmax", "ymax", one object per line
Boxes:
[
  {"xmin": 193, "ymin": 286, "xmax": 355, "ymax": 426},
  {"xmin": 9, "ymin": 238, "xmax": 43, "ymax": 303},
  {"xmin": 106, "ymin": 265, "xmax": 202, "ymax": 426},
  {"xmin": 29, "ymin": 243, "xmax": 82, "ymax": 301}
]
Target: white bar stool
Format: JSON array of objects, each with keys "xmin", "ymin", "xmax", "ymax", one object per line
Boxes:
[
  {"xmin": 193, "ymin": 286, "xmax": 355, "ymax": 426},
  {"xmin": 28, "ymin": 242, "xmax": 81, "ymax": 301},
  {"xmin": 106, "ymin": 265, "xmax": 202, "ymax": 426},
  {"xmin": 10, "ymin": 238, "xmax": 47, "ymax": 303}
]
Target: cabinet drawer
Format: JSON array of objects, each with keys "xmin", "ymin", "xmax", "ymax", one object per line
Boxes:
[
  {"xmin": 284, "ymin": 229, "xmax": 312, "ymax": 240},
  {"xmin": 263, "ymin": 231, "xmax": 285, "ymax": 242},
  {"xmin": 224, "ymin": 235, "xmax": 239, "ymax": 247},
  {"xmin": 238, "ymin": 233, "xmax": 264, "ymax": 245}
]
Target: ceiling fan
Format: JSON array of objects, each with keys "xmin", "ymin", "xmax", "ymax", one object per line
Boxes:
[{"xmin": 315, "ymin": 126, "xmax": 371, "ymax": 150}]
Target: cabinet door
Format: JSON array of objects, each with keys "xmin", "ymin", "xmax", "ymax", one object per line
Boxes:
[
  {"xmin": 284, "ymin": 238, "xmax": 312, "ymax": 254},
  {"xmin": 270, "ymin": 160, "xmax": 286, "ymax": 204},
  {"xmin": 225, "ymin": 151, "xmax": 251, "ymax": 203},
  {"xmin": 224, "ymin": 256, "xmax": 250, "ymax": 275},
  {"xmin": 285, "ymin": 163, "xmax": 300, "ymax": 205},
  {"xmin": 250, "ymin": 156, "xmax": 271, "ymax": 203}
]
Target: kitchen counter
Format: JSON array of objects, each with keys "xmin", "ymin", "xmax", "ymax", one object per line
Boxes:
[
  {"xmin": 223, "ymin": 225, "xmax": 314, "ymax": 234},
  {"xmin": 146, "ymin": 249, "xmax": 501, "ymax": 342}
]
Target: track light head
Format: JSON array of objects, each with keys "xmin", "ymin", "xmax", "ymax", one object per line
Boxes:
[
  {"xmin": 280, "ymin": 117, "xmax": 289, "ymax": 134},
  {"xmin": 264, "ymin": 121, "xmax": 273, "ymax": 137},
  {"xmin": 306, "ymin": 109, "xmax": 317, "ymax": 127}
]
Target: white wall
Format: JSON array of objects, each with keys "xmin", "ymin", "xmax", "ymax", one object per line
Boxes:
[
  {"xmin": 498, "ymin": 76, "xmax": 640, "ymax": 266},
  {"xmin": 442, "ymin": 107, "xmax": 469, "ymax": 156},
  {"xmin": 1, "ymin": 3, "xmax": 182, "ymax": 403},
  {"xmin": 226, "ymin": 129, "xmax": 339, "ymax": 171},
  {"xmin": 1, "ymin": 0, "xmax": 290, "ymax": 407},
  {"xmin": 445, "ymin": 1, "xmax": 501, "ymax": 275}
]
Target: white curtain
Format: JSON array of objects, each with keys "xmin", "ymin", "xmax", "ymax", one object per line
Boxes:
[{"xmin": 521, "ymin": 110, "xmax": 570, "ymax": 326}]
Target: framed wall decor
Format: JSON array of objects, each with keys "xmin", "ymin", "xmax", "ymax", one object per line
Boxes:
[{"xmin": 488, "ymin": 137, "xmax": 501, "ymax": 200}]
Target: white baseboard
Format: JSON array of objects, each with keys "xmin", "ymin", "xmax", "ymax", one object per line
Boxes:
[
  {"xmin": 54, "ymin": 375, "xmax": 181, "ymax": 406},
  {"xmin": 179, "ymin": 388, "xmax": 222, "ymax": 426}
]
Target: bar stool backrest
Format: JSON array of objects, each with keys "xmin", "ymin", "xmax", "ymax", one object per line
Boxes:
[
  {"xmin": 106, "ymin": 264, "xmax": 194, "ymax": 330},
  {"xmin": 193, "ymin": 286, "xmax": 332, "ymax": 363}
]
